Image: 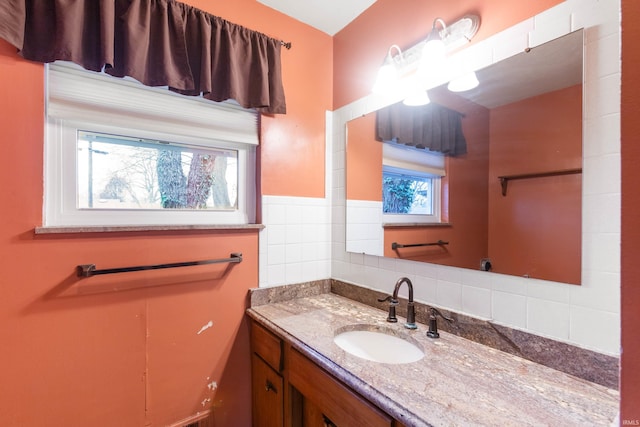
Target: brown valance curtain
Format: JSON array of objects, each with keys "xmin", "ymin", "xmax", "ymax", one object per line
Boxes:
[
  {"xmin": 376, "ymin": 102, "xmax": 467, "ymax": 156},
  {"xmin": 0, "ymin": 0, "xmax": 286, "ymax": 114}
]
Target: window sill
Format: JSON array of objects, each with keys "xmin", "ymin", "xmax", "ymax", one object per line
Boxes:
[
  {"xmin": 34, "ymin": 224, "xmax": 265, "ymax": 235},
  {"xmin": 383, "ymin": 222, "xmax": 452, "ymax": 228}
]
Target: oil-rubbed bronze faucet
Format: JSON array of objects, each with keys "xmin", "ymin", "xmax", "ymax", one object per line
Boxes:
[{"xmin": 377, "ymin": 277, "xmax": 417, "ymax": 329}]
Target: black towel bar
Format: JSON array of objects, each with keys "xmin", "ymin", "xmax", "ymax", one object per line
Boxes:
[
  {"xmin": 392, "ymin": 241, "xmax": 448, "ymax": 250},
  {"xmin": 77, "ymin": 253, "xmax": 242, "ymax": 278}
]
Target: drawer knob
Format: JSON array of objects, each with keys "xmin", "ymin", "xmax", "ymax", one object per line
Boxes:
[{"xmin": 265, "ymin": 380, "xmax": 277, "ymax": 393}]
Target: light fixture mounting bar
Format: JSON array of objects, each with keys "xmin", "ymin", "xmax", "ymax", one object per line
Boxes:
[{"xmin": 382, "ymin": 14, "xmax": 480, "ymax": 71}]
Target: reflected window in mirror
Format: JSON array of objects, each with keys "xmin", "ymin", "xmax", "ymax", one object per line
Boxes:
[{"xmin": 382, "ymin": 142, "xmax": 444, "ymax": 224}]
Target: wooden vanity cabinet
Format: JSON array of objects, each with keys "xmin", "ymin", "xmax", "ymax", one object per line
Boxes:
[{"xmin": 250, "ymin": 319, "xmax": 407, "ymax": 427}]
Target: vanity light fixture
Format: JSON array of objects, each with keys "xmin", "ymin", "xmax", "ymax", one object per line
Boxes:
[
  {"xmin": 402, "ymin": 87, "xmax": 431, "ymax": 106},
  {"xmin": 421, "ymin": 18, "xmax": 447, "ymax": 65},
  {"xmin": 372, "ymin": 14, "xmax": 481, "ymax": 101},
  {"xmin": 372, "ymin": 44, "xmax": 405, "ymax": 95},
  {"xmin": 372, "ymin": 48, "xmax": 432, "ymax": 106},
  {"xmin": 447, "ymin": 71, "xmax": 479, "ymax": 92}
]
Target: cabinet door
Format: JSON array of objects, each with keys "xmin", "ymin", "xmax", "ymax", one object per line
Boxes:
[
  {"xmin": 288, "ymin": 349, "xmax": 393, "ymax": 427},
  {"xmin": 252, "ymin": 354, "xmax": 284, "ymax": 427}
]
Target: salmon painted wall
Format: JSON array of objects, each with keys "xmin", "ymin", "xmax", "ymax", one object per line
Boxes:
[
  {"xmin": 187, "ymin": 0, "xmax": 333, "ymax": 199},
  {"xmin": 488, "ymin": 85, "xmax": 582, "ymax": 284},
  {"xmin": 621, "ymin": 0, "xmax": 640, "ymax": 421},
  {"xmin": 382, "ymin": 92, "xmax": 490, "ymax": 268},
  {"xmin": 0, "ymin": 1, "xmax": 331, "ymax": 425},
  {"xmin": 333, "ymin": 0, "xmax": 565, "ymax": 109}
]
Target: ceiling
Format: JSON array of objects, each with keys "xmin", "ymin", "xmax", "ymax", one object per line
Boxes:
[{"xmin": 257, "ymin": 0, "xmax": 377, "ymax": 36}]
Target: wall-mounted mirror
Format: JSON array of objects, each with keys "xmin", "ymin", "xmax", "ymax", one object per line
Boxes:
[{"xmin": 346, "ymin": 30, "xmax": 583, "ymax": 285}]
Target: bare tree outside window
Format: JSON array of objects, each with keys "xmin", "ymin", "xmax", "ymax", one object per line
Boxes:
[{"xmin": 77, "ymin": 131, "xmax": 237, "ymax": 211}]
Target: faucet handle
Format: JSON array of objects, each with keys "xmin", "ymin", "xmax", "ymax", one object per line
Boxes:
[
  {"xmin": 426, "ymin": 307, "xmax": 453, "ymax": 338},
  {"xmin": 431, "ymin": 307, "xmax": 453, "ymax": 322},
  {"xmin": 377, "ymin": 295, "xmax": 398, "ymax": 323},
  {"xmin": 377, "ymin": 295, "xmax": 398, "ymax": 305}
]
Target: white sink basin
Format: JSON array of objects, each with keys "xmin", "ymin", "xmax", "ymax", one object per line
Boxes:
[{"xmin": 334, "ymin": 327, "xmax": 424, "ymax": 364}]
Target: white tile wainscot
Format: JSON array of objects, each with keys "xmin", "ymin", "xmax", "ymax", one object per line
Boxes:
[{"xmin": 260, "ymin": 196, "xmax": 332, "ymax": 287}]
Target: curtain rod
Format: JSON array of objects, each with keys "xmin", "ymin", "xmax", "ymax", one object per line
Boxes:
[{"xmin": 280, "ymin": 40, "xmax": 292, "ymax": 50}]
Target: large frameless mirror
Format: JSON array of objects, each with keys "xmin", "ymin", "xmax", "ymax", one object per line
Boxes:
[{"xmin": 346, "ymin": 29, "xmax": 584, "ymax": 285}]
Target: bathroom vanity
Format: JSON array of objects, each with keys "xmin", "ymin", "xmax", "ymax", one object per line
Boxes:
[
  {"xmin": 247, "ymin": 289, "xmax": 618, "ymax": 426},
  {"xmin": 251, "ymin": 319, "xmax": 400, "ymax": 426}
]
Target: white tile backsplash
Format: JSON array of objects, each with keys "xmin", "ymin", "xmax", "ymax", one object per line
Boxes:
[
  {"xmin": 462, "ymin": 285, "xmax": 492, "ymax": 319},
  {"xmin": 285, "ymin": 243, "xmax": 303, "ymax": 264},
  {"xmin": 584, "ymin": 73, "xmax": 621, "ymax": 120},
  {"xmin": 570, "ymin": 305, "xmax": 620, "ymax": 354},
  {"xmin": 526, "ymin": 279, "xmax": 571, "ymax": 304},
  {"xmin": 285, "ymin": 262, "xmax": 303, "ymax": 284},
  {"xmin": 583, "ymin": 153, "xmax": 621, "ymax": 195},
  {"xmin": 266, "ymin": 264, "xmax": 285, "ymax": 286},
  {"xmin": 413, "ymin": 276, "xmax": 438, "ymax": 303},
  {"xmin": 584, "ymin": 32, "xmax": 620, "ymax": 80},
  {"xmin": 460, "ymin": 269, "xmax": 492, "ymax": 289},
  {"xmin": 527, "ymin": 298, "xmax": 571, "ymax": 340},
  {"xmin": 267, "ymin": 224, "xmax": 286, "ymax": 245},
  {"xmin": 530, "ymin": 9, "xmax": 573, "ymax": 47},
  {"xmin": 265, "ymin": 203, "xmax": 287, "ymax": 225},
  {"xmin": 570, "ymin": 270, "xmax": 620, "ymax": 313},
  {"xmin": 583, "ymin": 192, "xmax": 621, "ymax": 234},
  {"xmin": 582, "ymin": 231, "xmax": 621, "ymax": 274},
  {"xmin": 267, "ymin": 244, "xmax": 285, "ymax": 265},
  {"xmin": 583, "ymin": 113, "xmax": 620, "ymax": 158},
  {"xmin": 301, "ymin": 242, "xmax": 319, "ymax": 262},
  {"xmin": 574, "ymin": 0, "xmax": 620, "ymax": 40},
  {"xmin": 413, "ymin": 261, "xmax": 438, "ymax": 279},
  {"xmin": 260, "ymin": 195, "xmax": 331, "ymax": 287},
  {"xmin": 436, "ymin": 265, "xmax": 463, "ymax": 284},
  {"xmin": 492, "ymin": 291, "xmax": 527, "ymax": 329},
  {"xmin": 490, "ymin": 273, "xmax": 529, "ymax": 296},
  {"xmin": 436, "ymin": 280, "xmax": 463, "ymax": 311}
]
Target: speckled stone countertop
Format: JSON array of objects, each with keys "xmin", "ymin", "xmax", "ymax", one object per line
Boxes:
[{"xmin": 247, "ymin": 293, "xmax": 619, "ymax": 427}]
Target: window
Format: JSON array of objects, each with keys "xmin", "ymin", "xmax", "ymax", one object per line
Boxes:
[
  {"xmin": 382, "ymin": 143, "xmax": 444, "ymax": 224},
  {"xmin": 45, "ymin": 63, "xmax": 257, "ymax": 227},
  {"xmin": 77, "ymin": 131, "xmax": 238, "ymax": 211},
  {"xmin": 383, "ymin": 168, "xmax": 435, "ymax": 215}
]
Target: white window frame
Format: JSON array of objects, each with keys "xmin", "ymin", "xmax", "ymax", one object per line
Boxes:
[
  {"xmin": 382, "ymin": 142, "xmax": 444, "ymax": 224},
  {"xmin": 44, "ymin": 62, "xmax": 257, "ymax": 227}
]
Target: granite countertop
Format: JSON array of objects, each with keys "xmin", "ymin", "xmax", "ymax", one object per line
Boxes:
[{"xmin": 247, "ymin": 293, "xmax": 619, "ymax": 427}]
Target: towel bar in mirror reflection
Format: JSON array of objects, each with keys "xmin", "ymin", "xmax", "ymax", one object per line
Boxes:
[{"xmin": 392, "ymin": 240, "xmax": 449, "ymax": 250}]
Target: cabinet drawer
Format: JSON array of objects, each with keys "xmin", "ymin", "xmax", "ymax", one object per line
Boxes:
[
  {"xmin": 288, "ymin": 348, "xmax": 393, "ymax": 427},
  {"xmin": 251, "ymin": 322, "xmax": 283, "ymax": 372}
]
